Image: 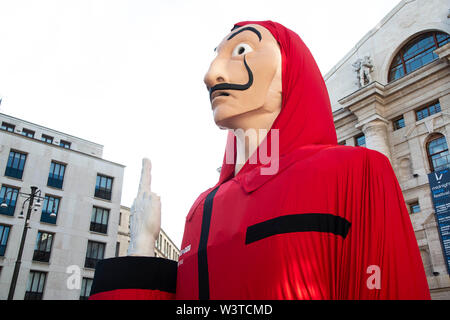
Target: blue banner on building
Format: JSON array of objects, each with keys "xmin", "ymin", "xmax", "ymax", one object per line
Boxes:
[{"xmin": 427, "ymin": 169, "xmax": 450, "ymax": 275}]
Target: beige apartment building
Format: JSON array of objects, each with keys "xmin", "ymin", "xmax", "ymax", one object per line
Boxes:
[
  {"xmin": 0, "ymin": 113, "xmax": 125, "ymax": 300},
  {"xmin": 327, "ymin": 0, "xmax": 450, "ymax": 299}
]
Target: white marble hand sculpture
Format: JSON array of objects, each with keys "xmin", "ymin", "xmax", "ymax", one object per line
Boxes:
[{"xmin": 128, "ymin": 158, "xmax": 161, "ymax": 257}]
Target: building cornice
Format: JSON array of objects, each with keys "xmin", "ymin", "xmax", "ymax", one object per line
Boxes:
[
  {"xmin": 338, "ymin": 81, "xmax": 386, "ymax": 110},
  {"xmin": 0, "ymin": 129, "xmax": 125, "ymax": 168},
  {"xmin": 334, "ymin": 56, "xmax": 449, "ymax": 126},
  {"xmin": 118, "ymin": 231, "xmax": 130, "ymax": 237},
  {"xmin": 355, "ymin": 114, "xmax": 389, "ymax": 130},
  {"xmin": 0, "ymin": 112, "xmax": 103, "ymax": 148}
]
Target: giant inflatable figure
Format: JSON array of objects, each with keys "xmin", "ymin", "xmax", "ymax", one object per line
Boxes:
[{"xmin": 89, "ymin": 21, "xmax": 430, "ymax": 300}]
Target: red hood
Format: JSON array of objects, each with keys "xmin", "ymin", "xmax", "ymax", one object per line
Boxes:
[{"xmin": 217, "ymin": 20, "xmax": 337, "ymax": 185}]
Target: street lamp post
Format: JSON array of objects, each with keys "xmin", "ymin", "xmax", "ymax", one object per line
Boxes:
[
  {"xmin": 0, "ymin": 186, "xmax": 55, "ymax": 300},
  {"xmin": 7, "ymin": 186, "xmax": 38, "ymax": 300}
]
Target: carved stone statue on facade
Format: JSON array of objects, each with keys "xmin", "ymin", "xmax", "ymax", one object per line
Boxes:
[
  {"xmin": 128, "ymin": 158, "xmax": 161, "ymax": 257},
  {"xmin": 352, "ymin": 55, "xmax": 374, "ymax": 87}
]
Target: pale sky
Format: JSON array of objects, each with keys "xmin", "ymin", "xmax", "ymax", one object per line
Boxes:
[{"xmin": 0, "ymin": 0, "xmax": 401, "ymax": 247}]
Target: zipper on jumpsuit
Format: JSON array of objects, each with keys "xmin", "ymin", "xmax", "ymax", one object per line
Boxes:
[{"xmin": 197, "ymin": 186, "xmax": 220, "ymax": 300}]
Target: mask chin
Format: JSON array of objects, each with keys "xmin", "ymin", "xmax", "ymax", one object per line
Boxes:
[{"xmin": 213, "ymin": 103, "xmax": 272, "ymax": 131}]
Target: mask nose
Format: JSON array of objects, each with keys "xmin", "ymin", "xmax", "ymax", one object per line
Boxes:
[{"xmin": 204, "ymin": 57, "xmax": 227, "ymax": 91}]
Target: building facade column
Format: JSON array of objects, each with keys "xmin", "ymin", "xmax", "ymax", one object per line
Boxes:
[{"xmin": 361, "ymin": 118, "xmax": 392, "ymax": 162}]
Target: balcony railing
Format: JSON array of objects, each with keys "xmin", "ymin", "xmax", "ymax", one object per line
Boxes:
[
  {"xmin": 40, "ymin": 211, "xmax": 57, "ymax": 224},
  {"xmin": 94, "ymin": 188, "xmax": 112, "ymax": 201},
  {"xmin": 47, "ymin": 176, "xmax": 63, "ymax": 189},
  {"xmin": 33, "ymin": 250, "xmax": 51, "ymax": 262},
  {"xmin": 5, "ymin": 167, "xmax": 24, "ymax": 179},
  {"xmin": 85, "ymin": 257, "xmax": 101, "ymax": 269},
  {"xmin": 0, "ymin": 202, "xmax": 16, "ymax": 216},
  {"xmin": 90, "ymin": 222, "xmax": 107, "ymax": 234},
  {"xmin": 24, "ymin": 292, "xmax": 43, "ymax": 300}
]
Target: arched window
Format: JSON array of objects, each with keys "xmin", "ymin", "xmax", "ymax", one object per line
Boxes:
[
  {"xmin": 427, "ymin": 134, "xmax": 450, "ymax": 172},
  {"xmin": 388, "ymin": 31, "xmax": 449, "ymax": 82}
]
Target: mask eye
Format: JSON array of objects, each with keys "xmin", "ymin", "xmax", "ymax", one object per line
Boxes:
[{"xmin": 231, "ymin": 43, "xmax": 253, "ymax": 57}]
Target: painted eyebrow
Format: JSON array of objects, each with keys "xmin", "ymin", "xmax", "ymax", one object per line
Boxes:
[{"xmin": 227, "ymin": 26, "xmax": 262, "ymax": 42}]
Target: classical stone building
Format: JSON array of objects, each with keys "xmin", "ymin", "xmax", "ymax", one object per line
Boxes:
[
  {"xmin": 327, "ymin": 0, "xmax": 450, "ymax": 299},
  {"xmin": 0, "ymin": 113, "xmax": 125, "ymax": 300},
  {"xmin": 155, "ymin": 228, "xmax": 180, "ymax": 262},
  {"xmin": 117, "ymin": 205, "xmax": 180, "ymax": 261}
]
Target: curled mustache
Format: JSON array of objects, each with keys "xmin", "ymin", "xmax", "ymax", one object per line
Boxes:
[{"xmin": 209, "ymin": 55, "xmax": 254, "ymax": 100}]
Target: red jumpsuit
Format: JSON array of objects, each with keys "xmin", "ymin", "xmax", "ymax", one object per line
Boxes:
[{"xmin": 90, "ymin": 21, "xmax": 430, "ymax": 300}]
